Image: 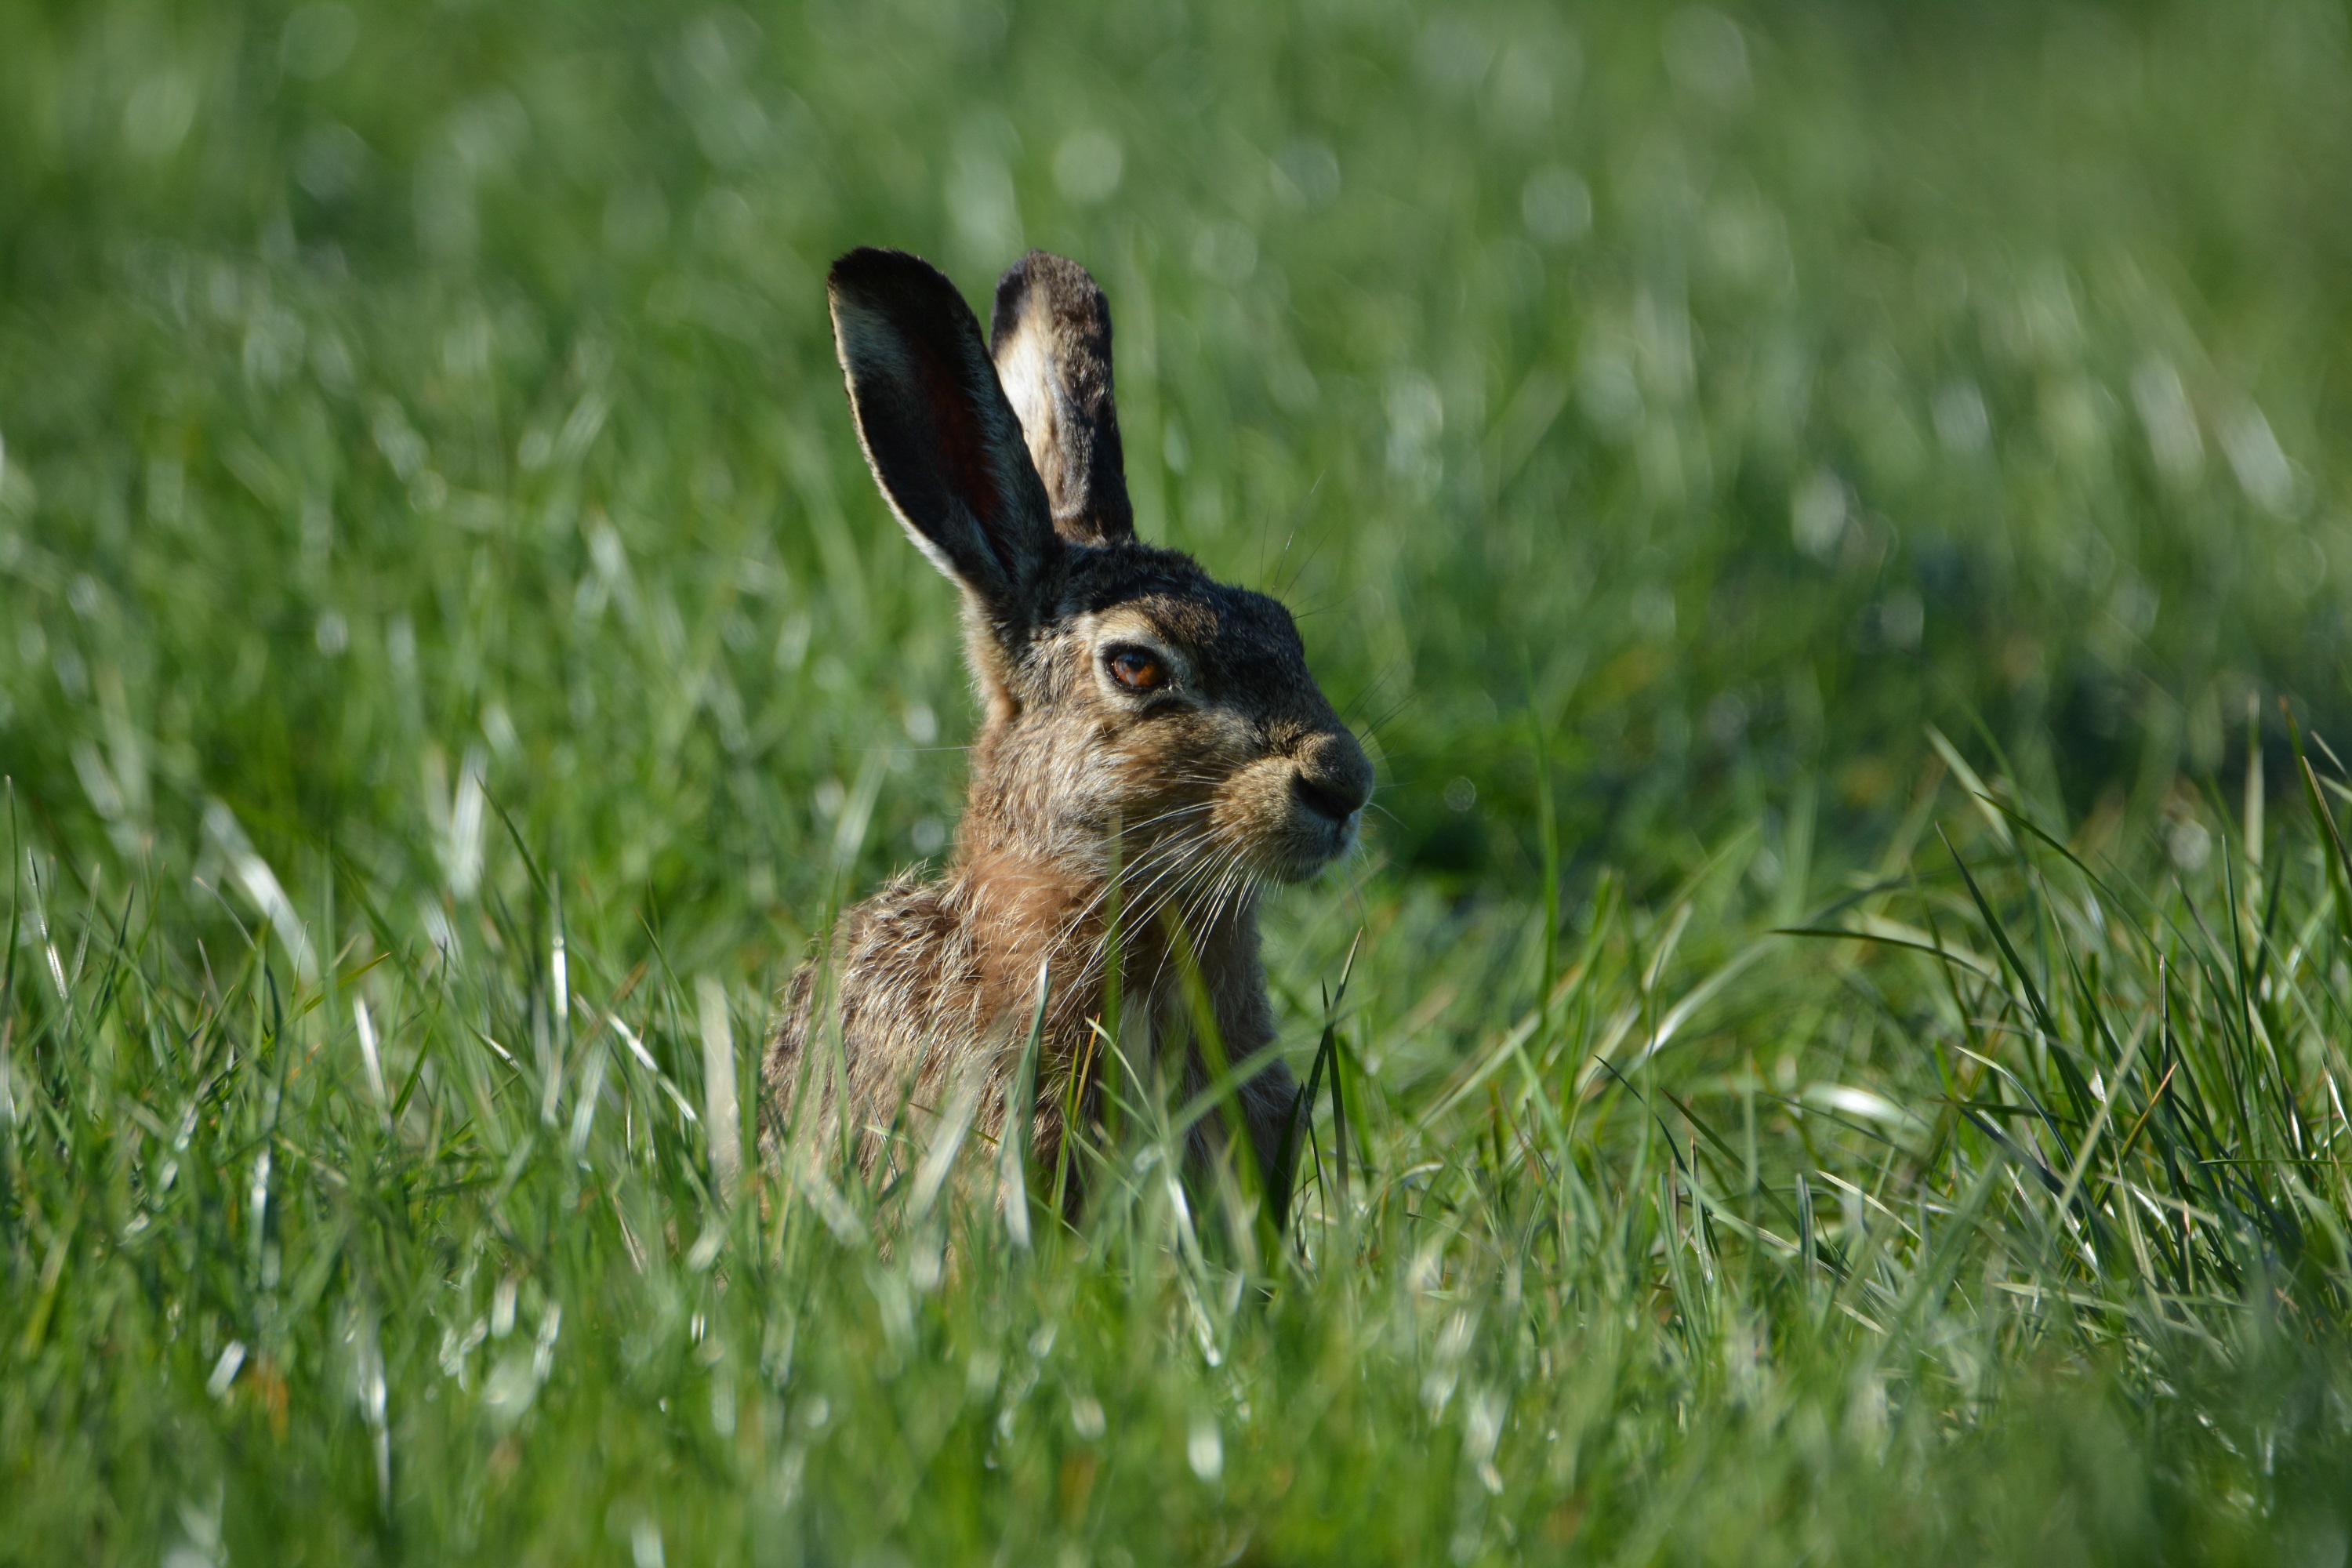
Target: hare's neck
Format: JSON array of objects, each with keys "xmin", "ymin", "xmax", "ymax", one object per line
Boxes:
[
  {"xmin": 1123, "ymin": 906, "xmax": 1273, "ymax": 1065},
  {"xmin": 950, "ymin": 848, "xmax": 1266, "ymax": 1047}
]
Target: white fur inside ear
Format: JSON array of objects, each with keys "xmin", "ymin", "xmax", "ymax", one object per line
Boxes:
[{"xmin": 993, "ymin": 318, "xmax": 1060, "ymax": 483}]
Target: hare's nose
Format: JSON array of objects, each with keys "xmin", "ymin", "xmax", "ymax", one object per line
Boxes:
[{"xmin": 1291, "ymin": 731, "xmax": 1373, "ymax": 822}]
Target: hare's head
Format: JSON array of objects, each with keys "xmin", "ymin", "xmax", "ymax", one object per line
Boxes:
[{"xmin": 827, "ymin": 247, "xmax": 1370, "ymax": 898}]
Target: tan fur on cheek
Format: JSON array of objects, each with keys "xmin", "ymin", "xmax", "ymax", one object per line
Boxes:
[{"xmin": 1210, "ymin": 759, "xmax": 1295, "ymax": 868}]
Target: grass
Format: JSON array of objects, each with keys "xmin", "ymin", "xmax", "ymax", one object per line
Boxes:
[{"xmin": 7, "ymin": 0, "xmax": 2352, "ymax": 1560}]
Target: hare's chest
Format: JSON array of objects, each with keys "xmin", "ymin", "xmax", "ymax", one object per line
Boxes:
[{"xmin": 1118, "ymin": 967, "xmax": 1269, "ymax": 1093}]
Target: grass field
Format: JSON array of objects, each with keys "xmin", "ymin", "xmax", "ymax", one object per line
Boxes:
[{"xmin": 9, "ymin": 0, "xmax": 2352, "ymax": 1560}]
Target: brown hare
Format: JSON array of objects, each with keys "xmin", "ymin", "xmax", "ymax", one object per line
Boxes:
[{"xmin": 764, "ymin": 246, "xmax": 1371, "ymax": 1215}]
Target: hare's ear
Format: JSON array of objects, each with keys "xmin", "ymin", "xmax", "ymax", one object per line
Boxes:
[
  {"xmin": 989, "ymin": 251, "xmax": 1135, "ymax": 545},
  {"xmin": 828, "ymin": 248, "xmax": 1059, "ymax": 623}
]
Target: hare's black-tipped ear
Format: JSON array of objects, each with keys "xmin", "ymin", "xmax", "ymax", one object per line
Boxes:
[
  {"xmin": 989, "ymin": 250, "xmax": 1135, "ymax": 545},
  {"xmin": 828, "ymin": 247, "xmax": 1059, "ymax": 620}
]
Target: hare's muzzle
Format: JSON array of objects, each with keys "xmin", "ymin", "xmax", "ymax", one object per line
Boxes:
[
  {"xmin": 1279, "ymin": 728, "xmax": 1373, "ymax": 874},
  {"xmin": 1292, "ymin": 771, "xmax": 1363, "ymax": 823}
]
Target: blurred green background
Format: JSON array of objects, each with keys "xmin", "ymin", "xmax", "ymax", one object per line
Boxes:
[
  {"xmin": 10, "ymin": 2, "xmax": 2352, "ymax": 1560},
  {"xmin": 9, "ymin": 0, "xmax": 2351, "ymax": 953}
]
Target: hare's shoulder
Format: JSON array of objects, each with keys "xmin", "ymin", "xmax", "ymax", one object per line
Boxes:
[
  {"xmin": 833, "ymin": 868, "xmax": 975, "ymax": 1014},
  {"xmin": 764, "ymin": 870, "xmax": 965, "ymax": 1065},
  {"xmin": 840, "ymin": 867, "xmax": 963, "ymax": 952}
]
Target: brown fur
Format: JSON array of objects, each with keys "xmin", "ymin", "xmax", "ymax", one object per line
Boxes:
[{"xmin": 764, "ymin": 248, "xmax": 1373, "ymax": 1212}]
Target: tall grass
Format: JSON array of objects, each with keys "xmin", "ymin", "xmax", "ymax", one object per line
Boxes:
[
  {"xmin": 6, "ymin": 739, "xmax": 2352, "ymax": 1562},
  {"xmin": 9, "ymin": 0, "xmax": 2352, "ymax": 1559}
]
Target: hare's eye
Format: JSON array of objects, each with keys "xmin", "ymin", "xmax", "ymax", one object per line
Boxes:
[{"xmin": 1105, "ymin": 648, "xmax": 1167, "ymax": 692}]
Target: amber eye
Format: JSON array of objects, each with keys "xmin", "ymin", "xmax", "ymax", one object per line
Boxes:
[{"xmin": 1105, "ymin": 648, "xmax": 1167, "ymax": 692}]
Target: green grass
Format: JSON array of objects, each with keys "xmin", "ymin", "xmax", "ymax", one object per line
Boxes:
[{"xmin": 8, "ymin": 0, "xmax": 2352, "ymax": 1560}]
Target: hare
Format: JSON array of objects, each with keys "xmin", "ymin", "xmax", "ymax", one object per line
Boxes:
[{"xmin": 763, "ymin": 246, "xmax": 1371, "ymax": 1214}]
